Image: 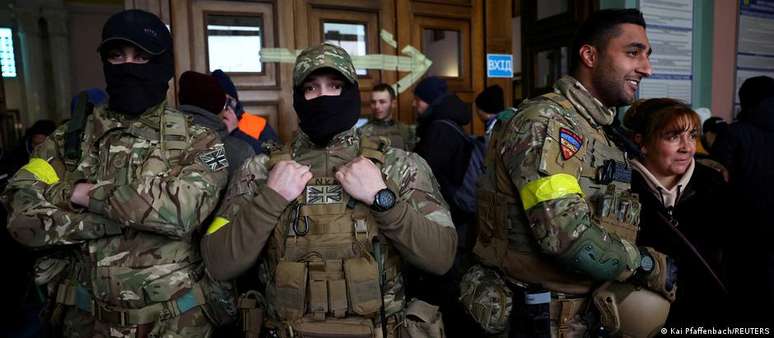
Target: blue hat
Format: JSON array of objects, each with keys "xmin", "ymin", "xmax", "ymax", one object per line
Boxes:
[
  {"xmin": 414, "ymin": 76, "xmax": 448, "ymax": 104},
  {"xmin": 211, "ymin": 69, "xmax": 245, "ymax": 117}
]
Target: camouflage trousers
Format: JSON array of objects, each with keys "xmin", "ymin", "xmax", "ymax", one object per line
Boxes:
[
  {"xmin": 59, "ymin": 307, "xmax": 95, "ymax": 338},
  {"xmin": 92, "ymin": 307, "xmax": 212, "ymax": 338}
]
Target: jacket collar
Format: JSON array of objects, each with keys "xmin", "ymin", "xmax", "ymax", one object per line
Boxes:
[
  {"xmin": 631, "ymin": 158, "xmax": 695, "ymax": 208},
  {"xmin": 554, "ymin": 75, "xmax": 616, "ymax": 127}
]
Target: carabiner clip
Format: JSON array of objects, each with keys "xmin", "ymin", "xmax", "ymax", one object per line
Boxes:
[{"xmin": 291, "ymin": 204, "xmax": 310, "ymax": 236}]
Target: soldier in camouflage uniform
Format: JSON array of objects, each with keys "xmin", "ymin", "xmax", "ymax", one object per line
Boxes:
[
  {"xmin": 3, "ymin": 10, "xmax": 232, "ymax": 337},
  {"xmin": 358, "ymin": 83, "xmax": 417, "ymax": 151},
  {"xmin": 201, "ymin": 43, "xmax": 457, "ymax": 337},
  {"xmin": 470, "ymin": 9, "xmax": 677, "ymax": 337}
]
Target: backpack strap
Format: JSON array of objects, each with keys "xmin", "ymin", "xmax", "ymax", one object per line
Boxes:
[
  {"xmin": 431, "ymin": 119, "xmax": 469, "ymax": 141},
  {"xmin": 267, "ymin": 143, "xmax": 292, "ymax": 169},
  {"xmin": 64, "ymin": 91, "xmax": 95, "ymax": 163},
  {"xmin": 359, "ymin": 135, "xmax": 388, "ymax": 165}
]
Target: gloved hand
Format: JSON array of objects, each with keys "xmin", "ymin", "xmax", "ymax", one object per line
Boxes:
[{"xmin": 632, "ymin": 246, "xmax": 677, "ymax": 302}]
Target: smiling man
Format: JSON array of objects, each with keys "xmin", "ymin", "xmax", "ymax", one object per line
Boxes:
[{"xmin": 468, "ymin": 8, "xmax": 679, "ymax": 337}]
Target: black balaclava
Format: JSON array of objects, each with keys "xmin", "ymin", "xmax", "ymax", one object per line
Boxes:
[
  {"xmin": 293, "ymin": 81, "xmax": 361, "ymax": 147},
  {"xmin": 99, "ymin": 9, "xmax": 174, "ymax": 116},
  {"xmin": 103, "ymin": 51, "xmax": 174, "ymax": 116}
]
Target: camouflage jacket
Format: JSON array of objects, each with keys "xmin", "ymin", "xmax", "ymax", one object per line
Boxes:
[
  {"xmin": 358, "ymin": 118, "xmax": 417, "ymax": 151},
  {"xmin": 4, "ymin": 102, "xmax": 228, "ymax": 309},
  {"xmin": 201, "ymin": 127, "xmax": 456, "ymax": 281},
  {"xmin": 475, "ymin": 75, "xmax": 641, "ymax": 295}
]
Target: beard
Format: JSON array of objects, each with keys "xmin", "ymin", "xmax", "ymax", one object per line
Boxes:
[{"xmin": 591, "ymin": 59, "xmax": 635, "ymax": 107}]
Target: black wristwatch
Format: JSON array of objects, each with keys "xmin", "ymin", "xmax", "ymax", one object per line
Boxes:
[{"xmin": 371, "ymin": 188, "xmax": 397, "ymax": 212}]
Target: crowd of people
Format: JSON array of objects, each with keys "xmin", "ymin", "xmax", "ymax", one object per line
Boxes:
[{"xmin": 1, "ymin": 7, "xmax": 772, "ymax": 338}]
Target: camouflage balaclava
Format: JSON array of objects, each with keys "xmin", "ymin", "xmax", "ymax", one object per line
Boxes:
[{"xmin": 292, "ymin": 43, "xmax": 361, "ymax": 147}]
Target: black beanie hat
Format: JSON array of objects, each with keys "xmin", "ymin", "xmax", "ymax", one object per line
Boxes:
[
  {"xmin": 26, "ymin": 120, "xmax": 56, "ymax": 137},
  {"xmin": 475, "ymin": 85, "xmax": 505, "ymax": 114},
  {"xmin": 739, "ymin": 76, "xmax": 774, "ymax": 116},
  {"xmin": 414, "ymin": 76, "xmax": 448, "ymax": 104},
  {"xmin": 178, "ymin": 71, "xmax": 227, "ymax": 115}
]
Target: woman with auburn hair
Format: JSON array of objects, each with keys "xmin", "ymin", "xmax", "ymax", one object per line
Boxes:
[{"xmin": 623, "ymin": 98, "xmax": 730, "ymax": 326}]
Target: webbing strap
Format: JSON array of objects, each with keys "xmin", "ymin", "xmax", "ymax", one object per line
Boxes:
[{"xmin": 95, "ymin": 285, "xmax": 206, "ymax": 326}]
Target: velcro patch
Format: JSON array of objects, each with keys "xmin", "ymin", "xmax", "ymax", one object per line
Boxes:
[
  {"xmin": 305, "ymin": 184, "xmax": 343, "ymax": 204},
  {"xmin": 198, "ymin": 144, "xmax": 229, "ymax": 172},
  {"xmin": 559, "ymin": 127, "xmax": 583, "ymax": 160}
]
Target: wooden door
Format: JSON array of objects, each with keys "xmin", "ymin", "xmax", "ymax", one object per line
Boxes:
[
  {"xmin": 294, "ymin": 0, "xmax": 396, "ymax": 118},
  {"xmin": 170, "ymin": 0, "xmax": 292, "ymax": 139},
  {"xmin": 397, "ymin": 0, "xmax": 484, "ymax": 134},
  {"xmin": 521, "ymin": 0, "xmax": 596, "ymax": 99}
]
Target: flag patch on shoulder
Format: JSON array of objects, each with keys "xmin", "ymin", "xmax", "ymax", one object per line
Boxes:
[
  {"xmin": 559, "ymin": 127, "xmax": 583, "ymax": 160},
  {"xmin": 198, "ymin": 144, "xmax": 229, "ymax": 172}
]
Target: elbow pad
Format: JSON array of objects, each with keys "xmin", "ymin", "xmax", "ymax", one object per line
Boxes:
[{"xmin": 557, "ymin": 224, "xmax": 639, "ymax": 281}]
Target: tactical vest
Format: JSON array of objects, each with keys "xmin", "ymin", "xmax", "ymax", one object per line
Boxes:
[
  {"xmin": 261, "ymin": 136, "xmax": 405, "ymax": 337},
  {"xmin": 360, "ymin": 121, "xmax": 414, "ymax": 151},
  {"xmin": 475, "ymin": 92, "xmax": 641, "ymax": 296}
]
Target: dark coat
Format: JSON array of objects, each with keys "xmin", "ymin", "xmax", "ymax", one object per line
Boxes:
[
  {"xmin": 710, "ymin": 97, "xmax": 774, "ymax": 325},
  {"xmin": 632, "ymin": 162, "xmax": 730, "ymax": 326},
  {"xmin": 414, "ymin": 93, "xmax": 472, "ymax": 209},
  {"xmin": 179, "ymin": 104, "xmax": 254, "ymax": 177}
]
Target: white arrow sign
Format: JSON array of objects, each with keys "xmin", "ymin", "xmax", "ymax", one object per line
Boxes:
[{"xmin": 259, "ymin": 30, "xmax": 432, "ymax": 94}]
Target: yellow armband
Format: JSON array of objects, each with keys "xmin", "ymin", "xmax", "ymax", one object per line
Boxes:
[
  {"xmin": 206, "ymin": 216, "xmax": 230, "ymax": 235},
  {"xmin": 519, "ymin": 173, "xmax": 583, "ymax": 210},
  {"xmin": 21, "ymin": 158, "xmax": 60, "ymax": 185}
]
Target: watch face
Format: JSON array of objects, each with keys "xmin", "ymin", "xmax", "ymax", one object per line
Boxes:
[
  {"xmin": 641, "ymin": 255, "xmax": 654, "ymax": 272},
  {"xmin": 376, "ymin": 189, "xmax": 396, "ymax": 209}
]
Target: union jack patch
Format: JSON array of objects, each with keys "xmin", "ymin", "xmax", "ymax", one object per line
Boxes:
[
  {"xmin": 306, "ymin": 185, "xmax": 344, "ymax": 204},
  {"xmin": 198, "ymin": 145, "xmax": 229, "ymax": 172},
  {"xmin": 559, "ymin": 127, "xmax": 583, "ymax": 160}
]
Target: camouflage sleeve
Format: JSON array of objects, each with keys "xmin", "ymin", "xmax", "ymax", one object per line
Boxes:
[
  {"xmin": 500, "ymin": 105, "xmax": 638, "ymax": 282},
  {"xmin": 86, "ymin": 128, "xmax": 228, "ymax": 239},
  {"xmin": 376, "ymin": 150, "xmax": 457, "ymax": 275},
  {"xmin": 4, "ymin": 128, "xmax": 122, "ymax": 248},
  {"xmin": 200, "ymin": 155, "xmax": 290, "ymax": 281}
]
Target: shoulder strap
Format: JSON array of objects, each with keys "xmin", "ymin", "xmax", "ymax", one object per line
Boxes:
[
  {"xmin": 432, "ymin": 119, "xmax": 469, "ymax": 141},
  {"xmin": 64, "ymin": 91, "xmax": 95, "ymax": 160},
  {"xmin": 359, "ymin": 135, "xmax": 387, "ymax": 165},
  {"xmin": 161, "ymin": 110, "xmax": 190, "ymax": 151},
  {"xmin": 267, "ymin": 143, "xmax": 292, "ymax": 169}
]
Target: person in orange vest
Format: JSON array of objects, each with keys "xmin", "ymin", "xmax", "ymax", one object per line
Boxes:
[{"xmin": 212, "ymin": 69, "xmax": 280, "ymax": 154}]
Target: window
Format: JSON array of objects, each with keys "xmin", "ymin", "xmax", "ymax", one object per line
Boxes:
[
  {"xmin": 0, "ymin": 28, "xmax": 16, "ymax": 78},
  {"xmin": 206, "ymin": 15, "xmax": 263, "ymax": 73},
  {"xmin": 323, "ymin": 22, "xmax": 367, "ymax": 76},
  {"xmin": 422, "ymin": 29, "xmax": 461, "ymax": 78}
]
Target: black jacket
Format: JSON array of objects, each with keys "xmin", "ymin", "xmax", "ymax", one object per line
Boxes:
[
  {"xmin": 414, "ymin": 93, "xmax": 472, "ymax": 208},
  {"xmin": 632, "ymin": 162, "xmax": 730, "ymax": 326},
  {"xmin": 710, "ymin": 97, "xmax": 774, "ymax": 325},
  {"xmin": 179, "ymin": 105, "xmax": 254, "ymax": 177}
]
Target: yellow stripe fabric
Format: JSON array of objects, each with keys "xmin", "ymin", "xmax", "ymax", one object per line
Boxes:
[
  {"xmin": 21, "ymin": 158, "xmax": 60, "ymax": 185},
  {"xmin": 519, "ymin": 173, "xmax": 584, "ymax": 210},
  {"xmin": 206, "ymin": 216, "xmax": 230, "ymax": 235}
]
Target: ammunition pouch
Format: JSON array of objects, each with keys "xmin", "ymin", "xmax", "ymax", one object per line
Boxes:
[
  {"xmin": 400, "ymin": 299, "xmax": 445, "ymax": 338},
  {"xmin": 238, "ymin": 291, "xmax": 265, "ymax": 338},
  {"xmin": 510, "ymin": 284, "xmax": 590, "ymax": 338}
]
